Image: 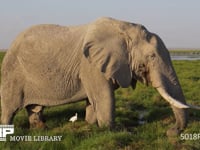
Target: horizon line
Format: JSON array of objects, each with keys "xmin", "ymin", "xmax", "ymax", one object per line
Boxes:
[{"xmin": 0, "ymin": 48, "xmax": 200, "ymax": 52}]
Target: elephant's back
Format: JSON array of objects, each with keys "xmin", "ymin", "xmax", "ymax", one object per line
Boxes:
[
  {"xmin": 8, "ymin": 23, "xmax": 87, "ymax": 53},
  {"xmin": 2, "ymin": 25, "xmax": 60, "ymax": 72},
  {"xmin": 3, "ymin": 23, "xmax": 86, "ymax": 70},
  {"xmin": 9, "ymin": 24, "xmax": 79, "ymax": 54}
]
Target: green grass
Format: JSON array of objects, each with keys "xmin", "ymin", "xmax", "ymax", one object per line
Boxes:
[{"xmin": 0, "ymin": 51, "xmax": 200, "ymax": 149}]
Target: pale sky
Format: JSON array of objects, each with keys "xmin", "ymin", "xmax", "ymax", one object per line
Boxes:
[{"xmin": 0, "ymin": 0, "xmax": 200, "ymax": 49}]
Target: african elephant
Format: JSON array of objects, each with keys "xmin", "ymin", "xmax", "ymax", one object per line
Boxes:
[{"xmin": 0, "ymin": 17, "xmax": 198, "ymax": 136}]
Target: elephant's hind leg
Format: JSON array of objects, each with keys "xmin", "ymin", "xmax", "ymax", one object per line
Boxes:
[
  {"xmin": 1, "ymin": 106, "xmax": 18, "ymax": 124},
  {"xmin": 1, "ymin": 84, "xmax": 23, "ymax": 124},
  {"xmin": 26, "ymin": 105, "xmax": 46, "ymax": 129}
]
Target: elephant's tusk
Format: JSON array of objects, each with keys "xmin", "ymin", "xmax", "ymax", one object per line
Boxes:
[
  {"xmin": 187, "ymin": 104, "xmax": 200, "ymax": 110},
  {"xmin": 156, "ymin": 87, "xmax": 190, "ymax": 109}
]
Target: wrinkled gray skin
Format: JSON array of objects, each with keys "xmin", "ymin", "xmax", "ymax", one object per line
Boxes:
[{"xmin": 1, "ymin": 17, "xmax": 188, "ymax": 136}]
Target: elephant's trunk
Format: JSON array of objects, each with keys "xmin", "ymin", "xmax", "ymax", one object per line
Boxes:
[
  {"xmin": 156, "ymin": 86, "xmax": 188, "ymax": 136},
  {"xmin": 154, "ymin": 71, "xmax": 189, "ymax": 136}
]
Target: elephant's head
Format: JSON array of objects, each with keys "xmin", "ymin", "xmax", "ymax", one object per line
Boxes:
[{"xmin": 83, "ymin": 17, "xmax": 194, "ymax": 136}]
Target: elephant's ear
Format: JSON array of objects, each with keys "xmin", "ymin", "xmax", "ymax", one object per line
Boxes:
[{"xmin": 83, "ymin": 25, "xmax": 132, "ymax": 88}]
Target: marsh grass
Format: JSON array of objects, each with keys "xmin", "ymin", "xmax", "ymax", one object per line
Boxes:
[{"xmin": 0, "ymin": 52, "xmax": 199, "ymax": 149}]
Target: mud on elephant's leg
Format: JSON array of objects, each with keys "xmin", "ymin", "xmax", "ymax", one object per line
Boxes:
[
  {"xmin": 85, "ymin": 100, "xmax": 97, "ymax": 124},
  {"xmin": 26, "ymin": 105, "xmax": 46, "ymax": 129}
]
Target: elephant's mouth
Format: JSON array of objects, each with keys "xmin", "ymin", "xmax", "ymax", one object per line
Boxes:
[
  {"xmin": 133, "ymin": 71, "xmax": 151, "ymax": 86},
  {"xmin": 142, "ymin": 72, "xmax": 158, "ymax": 88},
  {"xmin": 141, "ymin": 76, "xmax": 148, "ymax": 86}
]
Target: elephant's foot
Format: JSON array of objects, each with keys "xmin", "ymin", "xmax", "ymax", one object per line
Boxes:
[
  {"xmin": 96, "ymin": 116, "xmax": 114, "ymax": 128},
  {"xmin": 85, "ymin": 104, "xmax": 114, "ymax": 128},
  {"xmin": 26, "ymin": 105, "xmax": 47, "ymax": 129},
  {"xmin": 85, "ymin": 104, "xmax": 97, "ymax": 124}
]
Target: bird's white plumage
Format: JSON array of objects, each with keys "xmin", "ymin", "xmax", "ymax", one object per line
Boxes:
[{"xmin": 69, "ymin": 113, "xmax": 78, "ymax": 123}]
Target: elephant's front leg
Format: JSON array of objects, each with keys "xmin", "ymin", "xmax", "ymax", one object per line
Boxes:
[
  {"xmin": 85, "ymin": 100, "xmax": 97, "ymax": 124},
  {"xmin": 96, "ymin": 91, "xmax": 115, "ymax": 127},
  {"xmin": 81, "ymin": 66, "xmax": 115, "ymax": 127},
  {"xmin": 85, "ymin": 85, "xmax": 115, "ymax": 127}
]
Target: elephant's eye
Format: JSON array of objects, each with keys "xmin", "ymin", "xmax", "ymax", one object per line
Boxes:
[
  {"xmin": 139, "ymin": 64, "xmax": 145, "ymax": 68},
  {"xmin": 147, "ymin": 53, "xmax": 156, "ymax": 61}
]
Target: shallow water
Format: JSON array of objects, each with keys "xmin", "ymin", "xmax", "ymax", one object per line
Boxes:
[
  {"xmin": 137, "ymin": 110, "xmax": 148, "ymax": 125},
  {"xmin": 171, "ymin": 55, "xmax": 200, "ymax": 60}
]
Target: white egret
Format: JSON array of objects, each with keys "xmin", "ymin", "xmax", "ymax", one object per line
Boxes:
[{"xmin": 69, "ymin": 113, "xmax": 78, "ymax": 123}]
